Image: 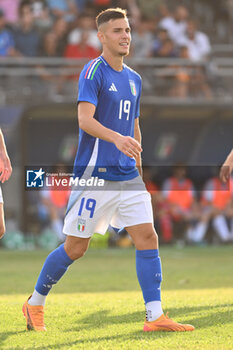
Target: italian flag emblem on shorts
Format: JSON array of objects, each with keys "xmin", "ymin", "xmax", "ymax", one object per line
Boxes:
[
  {"xmin": 129, "ymin": 80, "xmax": 136, "ymax": 96},
  {"xmin": 78, "ymin": 219, "xmax": 86, "ymax": 232}
]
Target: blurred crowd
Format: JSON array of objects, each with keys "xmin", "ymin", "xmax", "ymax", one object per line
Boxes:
[
  {"xmin": 0, "ymin": 1, "xmax": 211, "ymax": 61},
  {"xmin": 0, "ymin": 1, "xmax": 215, "ymax": 99},
  {"xmin": 143, "ymin": 165, "xmax": 233, "ymax": 246}
]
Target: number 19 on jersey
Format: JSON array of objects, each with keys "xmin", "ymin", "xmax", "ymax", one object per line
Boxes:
[{"xmin": 119, "ymin": 100, "xmax": 131, "ymax": 120}]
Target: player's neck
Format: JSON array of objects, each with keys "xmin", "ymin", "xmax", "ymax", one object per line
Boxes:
[{"xmin": 101, "ymin": 53, "xmax": 124, "ymax": 72}]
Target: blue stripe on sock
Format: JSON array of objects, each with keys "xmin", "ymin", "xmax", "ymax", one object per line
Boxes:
[
  {"xmin": 136, "ymin": 249, "xmax": 162, "ymax": 303},
  {"xmin": 35, "ymin": 244, "xmax": 73, "ymax": 295}
]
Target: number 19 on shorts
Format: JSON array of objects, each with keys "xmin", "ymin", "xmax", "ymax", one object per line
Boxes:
[{"xmin": 78, "ymin": 197, "xmax": 96, "ymax": 218}]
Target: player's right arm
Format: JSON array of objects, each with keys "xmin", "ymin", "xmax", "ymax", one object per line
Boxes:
[
  {"xmin": 220, "ymin": 149, "xmax": 233, "ymax": 183},
  {"xmin": 0, "ymin": 129, "xmax": 12, "ymax": 183},
  {"xmin": 78, "ymin": 102, "xmax": 142, "ymax": 159}
]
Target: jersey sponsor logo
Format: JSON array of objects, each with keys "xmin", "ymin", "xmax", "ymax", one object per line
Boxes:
[
  {"xmin": 129, "ymin": 80, "xmax": 136, "ymax": 96},
  {"xmin": 109, "ymin": 83, "xmax": 117, "ymax": 92},
  {"xmin": 78, "ymin": 218, "xmax": 86, "ymax": 232}
]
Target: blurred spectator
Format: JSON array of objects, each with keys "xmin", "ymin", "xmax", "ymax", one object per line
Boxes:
[
  {"xmin": 30, "ymin": 0, "xmax": 53, "ymax": 32},
  {"xmin": 152, "ymin": 38, "xmax": 176, "ymax": 58},
  {"xmin": 131, "ymin": 16, "xmax": 154, "ymax": 58},
  {"xmin": 41, "ymin": 31, "xmax": 57, "ymax": 56},
  {"xmin": 13, "ymin": 1, "xmax": 40, "ymax": 56},
  {"xmin": 37, "ymin": 164, "xmax": 70, "ymax": 242},
  {"xmin": 189, "ymin": 67, "xmax": 213, "ymax": 99},
  {"xmin": 64, "ymin": 29, "xmax": 100, "ymax": 59},
  {"xmin": 38, "ymin": 19, "xmax": 69, "ymax": 98},
  {"xmin": 143, "ymin": 167, "xmax": 159, "ymax": 195},
  {"xmin": 157, "ymin": 3, "xmax": 171, "ymax": 21},
  {"xmin": 202, "ymin": 175, "xmax": 233, "ymax": 242},
  {"xmin": 149, "ymin": 27, "xmax": 170, "ymax": 57},
  {"xmin": 168, "ymin": 45, "xmax": 191, "ymax": 98},
  {"xmin": 162, "ymin": 163, "xmax": 196, "ymax": 242},
  {"xmin": 41, "ymin": 17, "xmax": 68, "ymax": 56},
  {"xmin": 137, "ymin": 0, "xmax": 164, "ymax": 18},
  {"xmin": 124, "ymin": 0, "xmax": 141, "ymax": 27},
  {"xmin": 46, "ymin": 0, "xmax": 78, "ymax": 23},
  {"xmin": 0, "ymin": 0, "xmax": 20, "ymax": 26},
  {"xmin": 142, "ymin": 167, "xmax": 159, "ymax": 217},
  {"xmin": 142, "ymin": 166, "xmax": 173, "ymax": 244},
  {"xmin": 91, "ymin": 0, "xmax": 114, "ymax": 12},
  {"xmin": 185, "ymin": 199, "xmax": 211, "ymax": 244},
  {"xmin": 159, "ymin": 5, "xmax": 189, "ymax": 45},
  {"xmin": 178, "ymin": 20, "xmax": 211, "ymax": 61},
  {"xmin": 90, "ymin": 0, "xmax": 140, "ymax": 26},
  {"xmin": 68, "ymin": 12, "xmax": 100, "ymax": 50},
  {"xmin": 168, "ymin": 45, "xmax": 212, "ymax": 99},
  {"xmin": 155, "ymin": 192, "xmax": 173, "ymax": 244},
  {"xmin": 64, "ymin": 28, "xmax": 100, "ymax": 90},
  {"xmin": 0, "ymin": 10, "xmax": 16, "ymax": 56},
  {"xmin": 74, "ymin": 0, "xmax": 89, "ymax": 14}
]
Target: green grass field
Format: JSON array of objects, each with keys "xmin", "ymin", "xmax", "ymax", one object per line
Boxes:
[{"xmin": 0, "ymin": 245, "xmax": 233, "ymax": 350}]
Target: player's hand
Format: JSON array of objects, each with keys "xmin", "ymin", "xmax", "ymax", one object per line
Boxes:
[
  {"xmin": 220, "ymin": 164, "xmax": 232, "ymax": 183},
  {"xmin": 0, "ymin": 154, "xmax": 12, "ymax": 183},
  {"xmin": 114, "ymin": 134, "xmax": 142, "ymax": 158}
]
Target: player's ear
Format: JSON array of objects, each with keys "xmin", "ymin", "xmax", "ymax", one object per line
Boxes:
[{"xmin": 97, "ymin": 30, "xmax": 104, "ymax": 44}]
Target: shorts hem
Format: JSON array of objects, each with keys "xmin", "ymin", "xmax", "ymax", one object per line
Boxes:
[
  {"xmin": 63, "ymin": 230, "xmax": 93, "ymax": 239},
  {"xmin": 123, "ymin": 219, "xmax": 153, "ymax": 228}
]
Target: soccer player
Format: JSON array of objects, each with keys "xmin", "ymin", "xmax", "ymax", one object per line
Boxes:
[
  {"xmin": 23, "ymin": 8, "xmax": 195, "ymax": 332},
  {"xmin": 220, "ymin": 149, "xmax": 233, "ymax": 183},
  {"xmin": 0, "ymin": 128, "xmax": 12, "ymax": 238}
]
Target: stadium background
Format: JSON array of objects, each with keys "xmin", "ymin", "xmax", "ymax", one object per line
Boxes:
[{"xmin": 1, "ymin": 0, "xmax": 233, "ymax": 248}]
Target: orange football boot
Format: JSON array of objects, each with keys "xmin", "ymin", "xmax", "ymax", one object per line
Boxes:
[
  {"xmin": 22, "ymin": 296, "xmax": 46, "ymax": 331},
  {"xmin": 143, "ymin": 313, "xmax": 195, "ymax": 332}
]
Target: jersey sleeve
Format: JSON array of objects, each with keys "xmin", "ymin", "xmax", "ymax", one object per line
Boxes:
[
  {"xmin": 77, "ymin": 60, "xmax": 102, "ymax": 107},
  {"xmin": 135, "ymin": 77, "xmax": 142, "ymax": 119}
]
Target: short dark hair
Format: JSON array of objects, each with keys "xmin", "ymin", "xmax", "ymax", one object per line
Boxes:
[
  {"xmin": 19, "ymin": 0, "xmax": 32, "ymax": 16},
  {"xmin": 96, "ymin": 8, "xmax": 127, "ymax": 29}
]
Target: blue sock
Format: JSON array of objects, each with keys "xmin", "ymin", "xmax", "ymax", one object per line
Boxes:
[
  {"xmin": 35, "ymin": 244, "xmax": 73, "ymax": 295},
  {"xmin": 136, "ymin": 249, "xmax": 162, "ymax": 303}
]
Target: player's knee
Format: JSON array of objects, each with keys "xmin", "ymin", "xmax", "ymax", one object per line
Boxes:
[
  {"xmin": 146, "ymin": 230, "xmax": 158, "ymax": 247},
  {"xmin": 134, "ymin": 228, "xmax": 158, "ymax": 249},
  {"xmin": 75, "ymin": 247, "xmax": 87, "ymax": 260},
  {"xmin": 65, "ymin": 236, "xmax": 90, "ymax": 260},
  {"xmin": 68, "ymin": 244, "xmax": 88, "ymax": 260}
]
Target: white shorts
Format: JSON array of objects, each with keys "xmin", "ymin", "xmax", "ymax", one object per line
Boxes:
[
  {"xmin": 63, "ymin": 176, "xmax": 153, "ymax": 238},
  {"xmin": 0, "ymin": 185, "xmax": 3, "ymax": 204}
]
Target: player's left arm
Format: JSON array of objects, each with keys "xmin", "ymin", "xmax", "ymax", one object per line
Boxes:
[
  {"xmin": 0, "ymin": 129, "xmax": 12, "ymax": 183},
  {"xmin": 134, "ymin": 118, "xmax": 142, "ymax": 177}
]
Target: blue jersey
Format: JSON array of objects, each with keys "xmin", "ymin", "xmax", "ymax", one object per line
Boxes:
[
  {"xmin": 74, "ymin": 55, "xmax": 142, "ymax": 181},
  {"xmin": 0, "ymin": 30, "xmax": 14, "ymax": 56}
]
